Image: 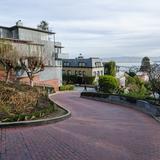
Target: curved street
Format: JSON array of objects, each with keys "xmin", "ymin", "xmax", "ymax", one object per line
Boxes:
[{"xmin": 0, "ymin": 92, "xmax": 160, "ymax": 160}]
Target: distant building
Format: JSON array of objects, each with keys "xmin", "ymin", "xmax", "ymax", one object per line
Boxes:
[
  {"xmin": 62, "ymin": 55, "xmax": 104, "ymax": 79},
  {"xmin": 0, "ymin": 21, "xmax": 67, "ymax": 90},
  {"xmin": 136, "ymin": 72, "xmax": 149, "ymax": 82},
  {"xmin": 116, "ymin": 71, "xmax": 126, "ymax": 88}
]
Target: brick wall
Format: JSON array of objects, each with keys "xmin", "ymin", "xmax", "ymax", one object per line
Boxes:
[
  {"xmin": 0, "ymin": 69, "xmax": 60, "ymax": 91},
  {"xmin": 0, "ymin": 69, "xmax": 16, "ymax": 81},
  {"xmin": 17, "ymin": 75, "xmax": 60, "ymax": 91},
  {"xmin": 37, "ymin": 79, "xmax": 59, "ymax": 91}
]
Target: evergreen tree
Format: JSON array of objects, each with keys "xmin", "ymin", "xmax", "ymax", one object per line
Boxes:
[
  {"xmin": 103, "ymin": 61, "xmax": 116, "ymax": 77},
  {"xmin": 37, "ymin": 21, "xmax": 49, "ymax": 31},
  {"xmin": 140, "ymin": 57, "xmax": 151, "ymax": 72}
]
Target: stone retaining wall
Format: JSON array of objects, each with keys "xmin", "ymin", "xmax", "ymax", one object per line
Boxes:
[{"xmin": 81, "ymin": 93, "xmax": 160, "ymax": 121}]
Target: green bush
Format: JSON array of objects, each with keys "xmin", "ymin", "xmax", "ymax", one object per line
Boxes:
[
  {"xmin": 81, "ymin": 92, "xmax": 110, "ymax": 98},
  {"xmin": 125, "ymin": 75, "xmax": 150, "ymax": 98},
  {"xmin": 63, "ymin": 74, "xmax": 95, "ymax": 85},
  {"xmin": 83, "ymin": 76, "xmax": 95, "ymax": 84},
  {"xmin": 121, "ymin": 95, "xmax": 138, "ymax": 103},
  {"xmin": 99, "ymin": 75, "xmax": 119, "ymax": 93},
  {"xmin": 60, "ymin": 85, "xmax": 74, "ymax": 91}
]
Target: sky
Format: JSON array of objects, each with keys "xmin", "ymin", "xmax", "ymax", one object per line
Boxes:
[{"xmin": 1, "ymin": 0, "xmax": 160, "ymax": 58}]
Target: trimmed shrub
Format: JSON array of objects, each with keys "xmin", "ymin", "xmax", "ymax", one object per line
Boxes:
[
  {"xmin": 99, "ymin": 75, "xmax": 119, "ymax": 93},
  {"xmin": 81, "ymin": 92, "xmax": 110, "ymax": 98},
  {"xmin": 60, "ymin": 85, "xmax": 74, "ymax": 91},
  {"xmin": 63, "ymin": 74, "xmax": 95, "ymax": 85},
  {"xmin": 122, "ymin": 95, "xmax": 137, "ymax": 103}
]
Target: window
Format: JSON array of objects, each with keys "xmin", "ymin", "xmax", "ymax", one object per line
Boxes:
[
  {"xmin": 101, "ymin": 70, "xmax": 103, "ymax": 75},
  {"xmin": 97, "ymin": 71, "xmax": 100, "ymax": 76},
  {"xmin": 79, "ymin": 62, "xmax": 86, "ymax": 67},
  {"xmin": 94, "ymin": 71, "xmax": 96, "ymax": 76},
  {"xmin": 95, "ymin": 62, "xmax": 101, "ymax": 67},
  {"xmin": 55, "ymin": 48, "xmax": 61, "ymax": 54},
  {"xmin": 41, "ymin": 34, "xmax": 49, "ymax": 41},
  {"xmin": 63, "ymin": 62, "xmax": 70, "ymax": 67}
]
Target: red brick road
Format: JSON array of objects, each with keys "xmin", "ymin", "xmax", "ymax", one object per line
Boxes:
[{"xmin": 0, "ymin": 92, "xmax": 160, "ymax": 160}]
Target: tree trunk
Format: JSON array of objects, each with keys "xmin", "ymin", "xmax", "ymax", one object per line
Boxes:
[
  {"xmin": 29, "ymin": 78, "xmax": 34, "ymax": 87},
  {"xmin": 27, "ymin": 72, "xmax": 34, "ymax": 87},
  {"xmin": 5, "ymin": 69, "xmax": 11, "ymax": 83}
]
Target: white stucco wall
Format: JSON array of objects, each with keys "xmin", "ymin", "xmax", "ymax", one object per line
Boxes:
[{"xmin": 39, "ymin": 66, "xmax": 62, "ymax": 86}]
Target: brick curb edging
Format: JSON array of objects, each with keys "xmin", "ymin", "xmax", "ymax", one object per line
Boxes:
[
  {"xmin": 81, "ymin": 95, "xmax": 160, "ymax": 123},
  {"xmin": 152, "ymin": 115, "xmax": 160, "ymax": 123},
  {"xmin": 0, "ymin": 93, "xmax": 71, "ymax": 128}
]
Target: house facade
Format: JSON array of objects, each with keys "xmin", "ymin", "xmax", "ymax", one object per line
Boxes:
[
  {"xmin": 62, "ymin": 55, "xmax": 104, "ymax": 79},
  {"xmin": 0, "ymin": 21, "xmax": 66, "ymax": 90}
]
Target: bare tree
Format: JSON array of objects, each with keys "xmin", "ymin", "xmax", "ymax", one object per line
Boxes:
[
  {"xmin": 148, "ymin": 64, "xmax": 160, "ymax": 101},
  {"xmin": 19, "ymin": 55, "xmax": 44, "ymax": 87},
  {"xmin": 0, "ymin": 40, "xmax": 19, "ymax": 83}
]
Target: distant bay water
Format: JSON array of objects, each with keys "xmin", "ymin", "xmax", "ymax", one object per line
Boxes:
[
  {"xmin": 116, "ymin": 62, "xmax": 140, "ymax": 67},
  {"xmin": 116, "ymin": 63, "xmax": 140, "ymax": 72},
  {"xmin": 116, "ymin": 62, "xmax": 160, "ymax": 72},
  {"xmin": 103, "ymin": 57, "xmax": 160, "ymax": 72}
]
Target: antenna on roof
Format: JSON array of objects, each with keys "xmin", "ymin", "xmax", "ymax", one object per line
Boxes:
[
  {"xmin": 16, "ymin": 20, "xmax": 23, "ymax": 26},
  {"xmin": 78, "ymin": 53, "xmax": 83, "ymax": 59}
]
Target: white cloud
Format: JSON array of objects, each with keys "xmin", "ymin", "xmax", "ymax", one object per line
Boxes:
[{"xmin": 0, "ymin": 0, "xmax": 160, "ymax": 58}]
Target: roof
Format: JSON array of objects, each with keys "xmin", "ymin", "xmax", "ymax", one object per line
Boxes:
[
  {"xmin": 55, "ymin": 44, "xmax": 64, "ymax": 48},
  {"xmin": 0, "ymin": 26, "xmax": 9, "ymax": 29},
  {"xmin": 12, "ymin": 25, "xmax": 55, "ymax": 34},
  {"xmin": 0, "ymin": 25, "xmax": 55, "ymax": 34},
  {"xmin": 55, "ymin": 42, "xmax": 64, "ymax": 48},
  {"xmin": 63, "ymin": 58, "xmax": 103, "ymax": 68},
  {"xmin": 0, "ymin": 38, "xmax": 44, "ymax": 46}
]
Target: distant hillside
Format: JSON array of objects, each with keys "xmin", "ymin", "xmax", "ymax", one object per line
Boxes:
[{"xmin": 103, "ymin": 57, "xmax": 160, "ymax": 63}]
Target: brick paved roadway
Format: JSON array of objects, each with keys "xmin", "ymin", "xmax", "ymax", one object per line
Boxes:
[{"xmin": 0, "ymin": 92, "xmax": 160, "ymax": 160}]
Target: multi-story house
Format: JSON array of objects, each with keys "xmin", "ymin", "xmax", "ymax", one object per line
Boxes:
[
  {"xmin": 0, "ymin": 21, "xmax": 66, "ymax": 90},
  {"xmin": 62, "ymin": 55, "xmax": 104, "ymax": 80}
]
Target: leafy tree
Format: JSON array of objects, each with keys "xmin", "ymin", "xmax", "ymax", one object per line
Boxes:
[
  {"xmin": 125, "ymin": 75, "xmax": 150, "ymax": 98},
  {"xmin": 103, "ymin": 61, "xmax": 116, "ymax": 76},
  {"xmin": 0, "ymin": 40, "xmax": 19, "ymax": 83},
  {"xmin": 127, "ymin": 66, "xmax": 139, "ymax": 77},
  {"xmin": 99, "ymin": 75, "xmax": 119, "ymax": 93},
  {"xmin": 140, "ymin": 57, "xmax": 151, "ymax": 72},
  {"xmin": 37, "ymin": 21, "xmax": 49, "ymax": 31}
]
